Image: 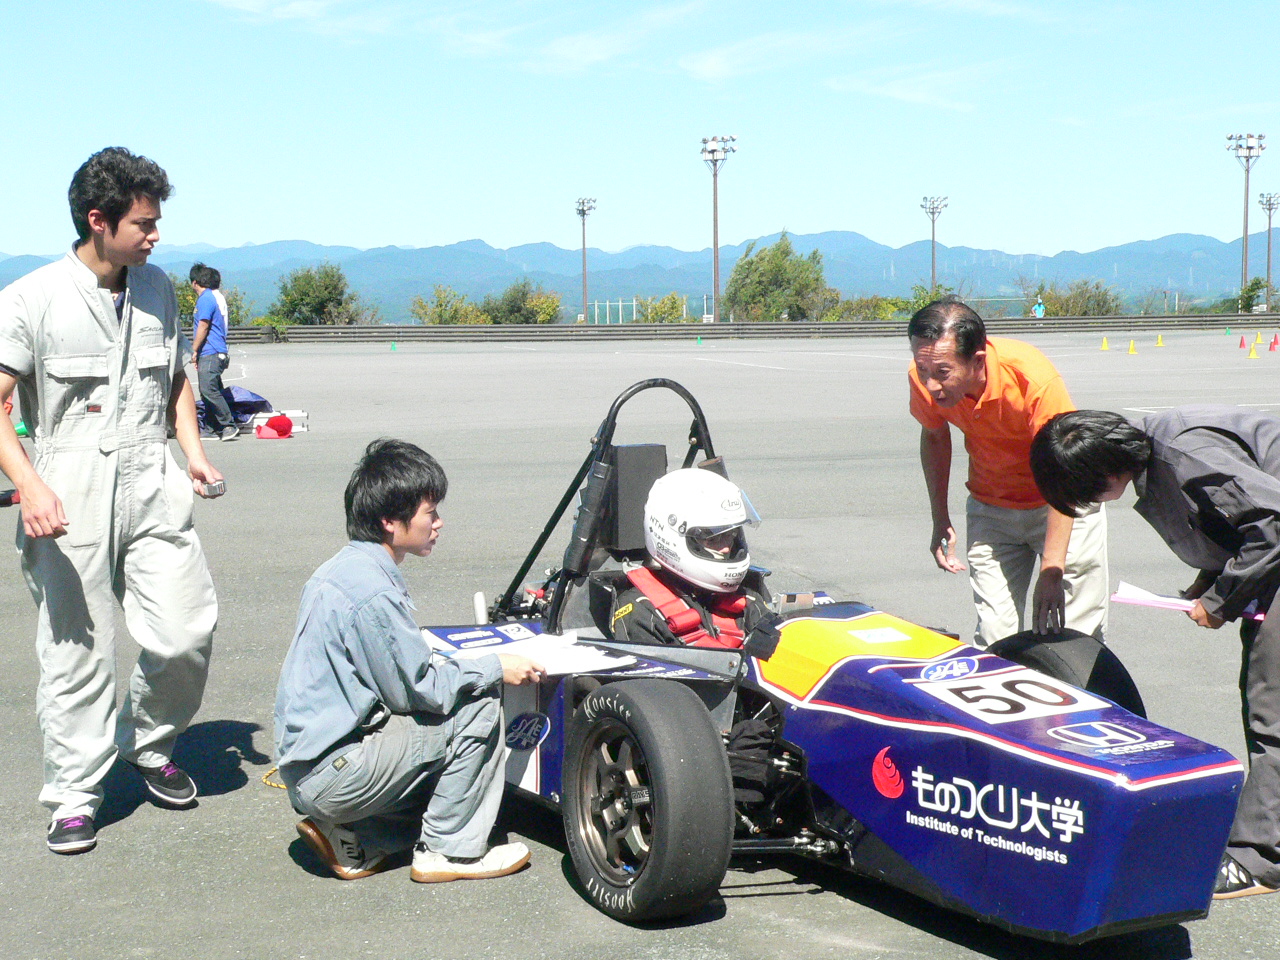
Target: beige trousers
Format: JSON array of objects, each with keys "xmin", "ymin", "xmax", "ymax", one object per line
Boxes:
[{"xmin": 965, "ymin": 497, "xmax": 1108, "ymax": 648}]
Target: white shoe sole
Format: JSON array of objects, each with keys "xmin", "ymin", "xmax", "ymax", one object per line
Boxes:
[{"xmin": 411, "ymin": 848, "xmax": 531, "ymax": 883}]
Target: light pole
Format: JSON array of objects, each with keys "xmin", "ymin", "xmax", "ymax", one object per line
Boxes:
[
  {"xmin": 701, "ymin": 135, "xmax": 737, "ymax": 322},
  {"xmin": 576, "ymin": 197, "xmax": 595, "ymax": 323},
  {"xmin": 921, "ymin": 196, "xmax": 948, "ymax": 291},
  {"xmin": 1227, "ymin": 134, "xmax": 1266, "ymax": 302},
  {"xmin": 1260, "ymin": 192, "xmax": 1280, "ymax": 311}
]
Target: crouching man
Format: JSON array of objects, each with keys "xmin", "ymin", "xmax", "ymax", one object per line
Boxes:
[{"xmin": 274, "ymin": 439, "xmax": 544, "ymax": 883}]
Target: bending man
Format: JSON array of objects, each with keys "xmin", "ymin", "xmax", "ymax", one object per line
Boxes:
[
  {"xmin": 907, "ymin": 299, "xmax": 1108, "ymax": 647},
  {"xmin": 1032, "ymin": 404, "xmax": 1280, "ymax": 899}
]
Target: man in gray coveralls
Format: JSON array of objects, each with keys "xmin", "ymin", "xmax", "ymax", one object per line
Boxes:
[
  {"xmin": 0, "ymin": 147, "xmax": 223, "ymax": 855},
  {"xmin": 1031, "ymin": 405, "xmax": 1280, "ymax": 899}
]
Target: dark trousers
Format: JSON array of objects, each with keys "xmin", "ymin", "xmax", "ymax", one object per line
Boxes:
[
  {"xmin": 1232, "ymin": 610, "xmax": 1280, "ymax": 886},
  {"xmin": 197, "ymin": 353, "xmax": 234, "ymax": 434}
]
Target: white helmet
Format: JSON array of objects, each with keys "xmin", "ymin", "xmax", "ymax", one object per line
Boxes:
[{"xmin": 644, "ymin": 469, "xmax": 759, "ymax": 593}]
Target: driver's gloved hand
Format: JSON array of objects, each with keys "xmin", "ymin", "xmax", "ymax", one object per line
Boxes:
[{"xmin": 743, "ymin": 612, "xmax": 785, "ymax": 661}]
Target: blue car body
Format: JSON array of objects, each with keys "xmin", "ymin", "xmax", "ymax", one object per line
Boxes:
[{"xmin": 425, "ymin": 600, "xmax": 1242, "ymax": 943}]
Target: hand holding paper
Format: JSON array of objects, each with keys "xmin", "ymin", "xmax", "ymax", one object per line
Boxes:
[{"xmin": 1111, "ymin": 581, "xmax": 1263, "ymax": 621}]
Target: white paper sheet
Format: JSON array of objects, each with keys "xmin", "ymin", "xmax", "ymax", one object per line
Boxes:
[
  {"xmin": 1111, "ymin": 580, "xmax": 1264, "ymax": 620},
  {"xmin": 449, "ymin": 632, "xmax": 636, "ymax": 676}
]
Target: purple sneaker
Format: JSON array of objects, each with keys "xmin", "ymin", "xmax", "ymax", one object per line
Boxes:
[
  {"xmin": 132, "ymin": 761, "xmax": 198, "ymax": 808},
  {"xmin": 47, "ymin": 816, "xmax": 96, "ymax": 854}
]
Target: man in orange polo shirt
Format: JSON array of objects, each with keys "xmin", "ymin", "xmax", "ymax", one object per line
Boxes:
[{"xmin": 907, "ymin": 300, "xmax": 1107, "ymax": 647}]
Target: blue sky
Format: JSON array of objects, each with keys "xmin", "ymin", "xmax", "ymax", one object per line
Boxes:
[{"xmin": 3, "ymin": 1, "xmax": 1278, "ymax": 257}]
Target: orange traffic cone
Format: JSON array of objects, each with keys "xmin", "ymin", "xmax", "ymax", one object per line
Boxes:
[
  {"xmin": 1270, "ymin": 339, "xmax": 1277, "ymax": 352},
  {"xmin": 1240, "ymin": 335, "xmax": 1248, "ymax": 348}
]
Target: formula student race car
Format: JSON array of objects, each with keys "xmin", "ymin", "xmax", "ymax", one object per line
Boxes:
[{"xmin": 422, "ymin": 379, "xmax": 1244, "ymax": 944}]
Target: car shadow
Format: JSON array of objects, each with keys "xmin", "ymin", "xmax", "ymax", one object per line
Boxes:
[
  {"xmin": 96, "ymin": 719, "xmax": 271, "ymax": 829},
  {"xmin": 744, "ymin": 854, "xmax": 1193, "ymax": 960},
  {"xmin": 502, "ymin": 792, "xmax": 728, "ymax": 928}
]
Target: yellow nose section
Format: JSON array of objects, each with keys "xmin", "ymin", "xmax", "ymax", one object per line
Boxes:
[{"xmin": 757, "ymin": 613, "xmax": 965, "ymax": 700}]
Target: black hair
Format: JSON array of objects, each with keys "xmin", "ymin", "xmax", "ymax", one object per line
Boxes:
[
  {"xmin": 189, "ymin": 262, "xmax": 221, "ymax": 289},
  {"xmin": 68, "ymin": 147, "xmax": 172, "ymax": 244},
  {"xmin": 907, "ymin": 300, "xmax": 986, "ymax": 359},
  {"xmin": 345, "ymin": 439, "xmax": 448, "ymax": 543},
  {"xmin": 1030, "ymin": 411, "xmax": 1152, "ymax": 516}
]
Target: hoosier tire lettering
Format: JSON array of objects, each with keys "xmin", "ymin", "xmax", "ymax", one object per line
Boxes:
[{"xmin": 562, "ymin": 679, "xmax": 733, "ymax": 922}]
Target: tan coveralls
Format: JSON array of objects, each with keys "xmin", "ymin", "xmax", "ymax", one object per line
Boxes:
[{"xmin": 0, "ymin": 252, "xmax": 217, "ymax": 819}]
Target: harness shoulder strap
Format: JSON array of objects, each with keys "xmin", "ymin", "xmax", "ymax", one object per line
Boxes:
[{"xmin": 625, "ymin": 567, "xmax": 708, "ymax": 639}]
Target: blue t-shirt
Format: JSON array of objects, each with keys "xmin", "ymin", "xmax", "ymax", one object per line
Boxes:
[{"xmin": 194, "ymin": 288, "xmax": 228, "ymax": 356}]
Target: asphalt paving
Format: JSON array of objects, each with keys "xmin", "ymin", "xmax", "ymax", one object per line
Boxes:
[{"xmin": 3, "ymin": 328, "xmax": 1279, "ymax": 959}]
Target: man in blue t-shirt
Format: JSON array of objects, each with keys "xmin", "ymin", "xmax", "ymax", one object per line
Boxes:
[{"xmin": 189, "ymin": 263, "xmax": 236, "ymax": 440}]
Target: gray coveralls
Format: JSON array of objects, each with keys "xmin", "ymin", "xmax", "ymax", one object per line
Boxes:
[
  {"xmin": 0, "ymin": 252, "xmax": 218, "ymax": 820},
  {"xmin": 1135, "ymin": 405, "xmax": 1280, "ymax": 887}
]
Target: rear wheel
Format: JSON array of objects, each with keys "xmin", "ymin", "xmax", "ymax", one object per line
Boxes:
[
  {"xmin": 563, "ymin": 679, "xmax": 733, "ymax": 922},
  {"xmin": 990, "ymin": 628, "xmax": 1146, "ymax": 717}
]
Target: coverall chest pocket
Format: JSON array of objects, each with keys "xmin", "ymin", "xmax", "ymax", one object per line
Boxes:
[
  {"xmin": 133, "ymin": 346, "xmax": 171, "ymax": 412},
  {"xmin": 42, "ymin": 354, "xmax": 111, "ymax": 426}
]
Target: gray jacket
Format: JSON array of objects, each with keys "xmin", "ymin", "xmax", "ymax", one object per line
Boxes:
[
  {"xmin": 1135, "ymin": 405, "xmax": 1280, "ymax": 621},
  {"xmin": 274, "ymin": 541, "xmax": 501, "ymax": 773}
]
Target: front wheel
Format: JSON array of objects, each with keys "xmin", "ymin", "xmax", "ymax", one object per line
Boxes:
[
  {"xmin": 990, "ymin": 628, "xmax": 1146, "ymax": 717},
  {"xmin": 562, "ymin": 679, "xmax": 734, "ymax": 922}
]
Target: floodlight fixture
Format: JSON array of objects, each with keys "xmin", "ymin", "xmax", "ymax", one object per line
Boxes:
[
  {"xmin": 1228, "ymin": 133, "xmax": 1266, "ymax": 299},
  {"xmin": 577, "ymin": 198, "xmax": 596, "ymax": 323},
  {"xmin": 701, "ymin": 136, "xmax": 738, "ymax": 322},
  {"xmin": 921, "ymin": 196, "xmax": 949, "ymax": 290},
  {"xmin": 1260, "ymin": 191, "xmax": 1280, "ymax": 311}
]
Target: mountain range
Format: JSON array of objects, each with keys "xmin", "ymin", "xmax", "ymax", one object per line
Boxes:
[{"xmin": 0, "ymin": 230, "xmax": 1268, "ymax": 323}]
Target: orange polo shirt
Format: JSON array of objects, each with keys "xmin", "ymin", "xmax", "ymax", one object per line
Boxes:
[{"xmin": 908, "ymin": 336, "xmax": 1074, "ymax": 509}]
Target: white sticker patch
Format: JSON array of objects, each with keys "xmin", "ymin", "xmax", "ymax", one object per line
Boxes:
[
  {"xmin": 495, "ymin": 622, "xmax": 536, "ymax": 641},
  {"xmin": 849, "ymin": 627, "xmax": 913, "ymax": 644},
  {"xmin": 916, "ymin": 667, "xmax": 1109, "ymax": 725}
]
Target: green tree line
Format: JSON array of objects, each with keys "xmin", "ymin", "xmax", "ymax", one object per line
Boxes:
[{"xmin": 190, "ymin": 246, "xmax": 1273, "ymax": 330}]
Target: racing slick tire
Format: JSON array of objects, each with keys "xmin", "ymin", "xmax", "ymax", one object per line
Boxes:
[
  {"xmin": 563, "ymin": 679, "xmax": 734, "ymax": 922},
  {"xmin": 990, "ymin": 628, "xmax": 1146, "ymax": 717}
]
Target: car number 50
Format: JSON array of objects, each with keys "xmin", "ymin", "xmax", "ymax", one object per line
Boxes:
[{"xmin": 919, "ymin": 667, "xmax": 1109, "ymax": 725}]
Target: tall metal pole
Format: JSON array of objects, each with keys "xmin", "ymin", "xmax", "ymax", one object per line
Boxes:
[
  {"xmin": 576, "ymin": 198, "xmax": 595, "ymax": 323},
  {"xmin": 921, "ymin": 197, "xmax": 948, "ymax": 291},
  {"xmin": 701, "ymin": 136, "xmax": 737, "ymax": 322},
  {"xmin": 1228, "ymin": 134, "xmax": 1266, "ymax": 302},
  {"xmin": 1261, "ymin": 193, "xmax": 1280, "ymax": 310}
]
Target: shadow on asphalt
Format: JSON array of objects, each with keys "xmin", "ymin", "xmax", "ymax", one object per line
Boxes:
[
  {"xmin": 96, "ymin": 719, "xmax": 271, "ymax": 828},
  {"xmin": 738, "ymin": 854, "xmax": 1193, "ymax": 960},
  {"xmin": 500, "ymin": 793, "xmax": 1194, "ymax": 954},
  {"xmin": 500, "ymin": 792, "xmax": 727, "ymax": 928}
]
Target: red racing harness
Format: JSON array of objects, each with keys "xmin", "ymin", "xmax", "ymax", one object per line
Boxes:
[{"xmin": 624, "ymin": 566, "xmax": 749, "ymax": 649}]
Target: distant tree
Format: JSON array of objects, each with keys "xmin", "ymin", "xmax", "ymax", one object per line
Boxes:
[
  {"xmin": 1018, "ymin": 278, "xmax": 1124, "ymax": 317},
  {"xmin": 821, "ymin": 295, "xmax": 907, "ymax": 322},
  {"xmin": 906, "ymin": 283, "xmax": 957, "ymax": 315},
  {"xmin": 170, "ymin": 274, "xmax": 253, "ymax": 326},
  {"xmin": 480, "ymin": 279, "xmax": 561, "ymax": 324},
  {"xmin": 636, "ymin": 292, "xmax": 690, "ymax": 323},
  {"xmin": 722, "ymin": 232, "xmax": 827, "ymax": 321},
  {"xmin": 1207, "ymin": 276, "xmax": 1269, "ymax": 313},
  {"xmin": 410, "ymin": 285, "xmax": 488, "ymax": 325},
  {"xmin": 269, "ymin": 262, "xmax": 377, "ymax": 325},
  {"xmin": 1129, "ymin": 287, "xmax": 1170, "ymax": 315}
]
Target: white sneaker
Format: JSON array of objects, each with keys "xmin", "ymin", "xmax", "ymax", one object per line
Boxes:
[
  {"xmin": 296, "ymin": 818, "xmax": 389, "ymax": 881},
  {"xmin": 410, "ymin": 841, "xmax": 531, "ymax": 883}
]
